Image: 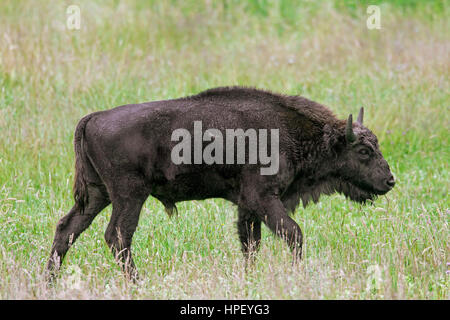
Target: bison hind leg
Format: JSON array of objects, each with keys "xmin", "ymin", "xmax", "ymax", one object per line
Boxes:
[{"xmin": 46, "ymin": 184, "xmax": 110, "ymax": 282}]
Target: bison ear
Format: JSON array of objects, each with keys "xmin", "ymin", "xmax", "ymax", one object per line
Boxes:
[
  {"xmin": 357, "ymin": 107, "xmax": 364, "ymax": 125},
  {"xmin": 346, "ymin": 114, "xmax": 356, "ymax": 143},
  {"xmin": 324, "ymin": 124, "xmax": 345, "ymax": 155}
]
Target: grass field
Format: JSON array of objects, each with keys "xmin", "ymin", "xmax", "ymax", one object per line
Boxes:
[{"xmin": 0, "ymin": 0, "xmax": 448, "ymax": 299}]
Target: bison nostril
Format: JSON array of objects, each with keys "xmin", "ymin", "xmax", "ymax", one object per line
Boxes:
[{"xmin": 386, "ymin": 177, "xmax": 395, "ymax": 188}]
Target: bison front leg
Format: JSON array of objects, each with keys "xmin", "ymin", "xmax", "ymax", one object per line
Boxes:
[
  {"xmin": 237, "ymin": 207, "xmax": 261, "ymax": 260},
  {"xmin": 241, "ymin": 193, "xmax": 303, "ymax": 261},
  {"xmin": 261, "ymin": 197, "xmax": 303, "ymax": 260}
]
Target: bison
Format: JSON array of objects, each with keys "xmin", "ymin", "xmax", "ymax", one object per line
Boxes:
[{"xmin": 47, "ymin": 86, "xmax": 395, "ymax": 280}]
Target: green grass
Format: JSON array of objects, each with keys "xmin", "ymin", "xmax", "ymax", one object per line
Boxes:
[{"xmin": 0, "ymin": 0, "xmax": 448, "ymax": 299}]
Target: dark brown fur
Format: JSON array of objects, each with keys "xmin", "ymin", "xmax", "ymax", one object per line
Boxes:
[{"xmin": 47, "ymin": 86, "xmax": 394, "ymax": 280}]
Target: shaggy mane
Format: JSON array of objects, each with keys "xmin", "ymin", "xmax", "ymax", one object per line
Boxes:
[{"xmin": 187, "ymin": 86, "xmax": 339, "ymax": 126}]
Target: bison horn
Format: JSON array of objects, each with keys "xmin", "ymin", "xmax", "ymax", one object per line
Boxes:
[
  {"xmin": 357, "ymin": 107, "xmax": 364, "ymax": 125},
  {"xmin": 346, "ymin": 114, "xmax": 356, "ymax": 143}
]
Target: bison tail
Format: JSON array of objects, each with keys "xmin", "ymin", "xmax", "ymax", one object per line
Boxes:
[{"xmin": 73, "ymin": 113, "xmax": 95, "ymax": 213}]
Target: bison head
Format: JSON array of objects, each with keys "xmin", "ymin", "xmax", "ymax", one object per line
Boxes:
[{"xmin": 331, "ymin": 108, "xmax": 395, "ymax": 203}]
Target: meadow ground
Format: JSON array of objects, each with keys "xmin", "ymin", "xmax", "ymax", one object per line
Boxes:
[{"xmin": 0, "ymin": 0, "xmax": 448, "ymax": 299}]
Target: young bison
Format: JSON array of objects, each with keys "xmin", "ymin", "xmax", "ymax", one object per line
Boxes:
[{"xmin": 47, "ymin": 87, "xmax": 395, "ymax": 280}]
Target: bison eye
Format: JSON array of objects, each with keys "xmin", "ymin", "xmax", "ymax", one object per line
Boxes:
[{"xmin": 358, "ymin": 148, "xmax": 370, "ymax": 157}]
